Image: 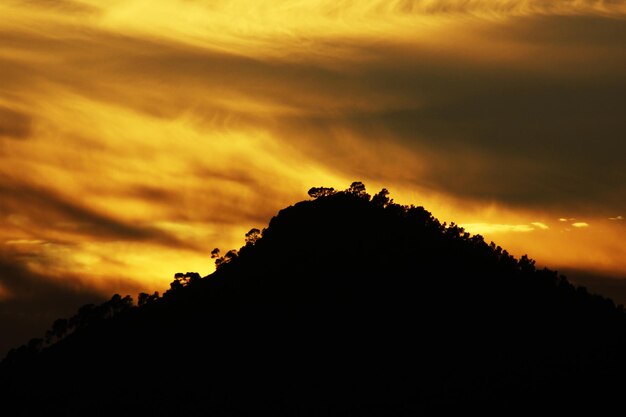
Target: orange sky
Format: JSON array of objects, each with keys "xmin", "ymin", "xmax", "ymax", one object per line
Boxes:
[{"xmin": 1, "ymin": 0, "xmax": 625, "ymax": 354}]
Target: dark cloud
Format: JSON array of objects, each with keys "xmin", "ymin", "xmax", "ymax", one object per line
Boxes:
[
  {"xmin": 0, "ymin": 178, "xmax": 196, "ymax": 249},
  {"xmin": 492, "ymin": 14, "xmax": 626, "ymax": 49},
  {"xmin": 126, "ymin": 184, "xmax": 180, "ymax": 203},
  {"xmin": 19, "ymin": 0, "xmax": 99, "ymax": 14},
  {"xmin": 0, "ymin": 106, "xmax": 32, "ymax": 140},
  {"xmin": 0, "ymin": 252, "xmax": 105, "ymax": 358},
  {"xmin": 385, "ymin": 0, "xmax": 625, "ymax": 16},
  {"xmin": 124, "ymin": 180, "xmax": 280, "ymax": 226},
  {"xmin": 1, "ymin": 11, "xmax": 623, "ymax": 215},
  {"xmin": 253, "ymin": 16, "xmax": 626, "ymax": 214},
  {"xmin": 158, "ymin": 166, "xmax": 300, "ymax": 226}
]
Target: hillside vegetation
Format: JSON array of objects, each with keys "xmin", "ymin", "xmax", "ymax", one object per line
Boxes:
[{"xmin": 2, "ymin": 183, "xmax": 625, "ymax": 415}]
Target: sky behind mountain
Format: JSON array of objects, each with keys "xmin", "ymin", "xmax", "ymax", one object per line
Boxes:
[{"xmin": 1, "ymin": 0, "xmax": 625, "ymax": 353}]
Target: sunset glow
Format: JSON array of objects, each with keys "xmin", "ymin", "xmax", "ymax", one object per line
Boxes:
[{"xmin": 1, "ymin": 0, "xmax": 625, "ymax": 353}]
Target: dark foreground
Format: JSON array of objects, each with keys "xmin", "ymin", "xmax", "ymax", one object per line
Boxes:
[{"xmin": 2, "ymin": 186, "xmax": 625, "ymax": 415}]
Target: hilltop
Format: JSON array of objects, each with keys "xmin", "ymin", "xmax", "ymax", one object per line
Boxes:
[{"xmin": 2, "ymin": 183, "xmax": 626, "ymax": 415}]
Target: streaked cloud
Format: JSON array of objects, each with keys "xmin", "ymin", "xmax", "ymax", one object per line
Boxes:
[
  {"xmin": 462, "ymin": 220, "xmax": 549, "ymax": 235},
  {"xmin": 572, "ymin": 222, "xmax": 591, "ymax": 228},
  {"xmin": 4, "ymin": 239, "xmax": 46, "ymax": 245},
  {"xmin": 0, "ymin": 106, "xmax": 32, "ymax": 140},
  {"xmin": 0, "ymin": 0, "xmax": 625, "ymax": 354},
  {"xmin": 463, "ymin": 223, "xmax": 535, "ymax": 234}
]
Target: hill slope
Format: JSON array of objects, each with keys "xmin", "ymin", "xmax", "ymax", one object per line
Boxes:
[{"xmin": 2, "ymin": 184, "xmax": 626, "ymax": 415}]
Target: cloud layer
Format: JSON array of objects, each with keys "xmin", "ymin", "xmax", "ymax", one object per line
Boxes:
[{"xmin": 1, "ymin": 0, "xmax": 625, "ymax": 354}]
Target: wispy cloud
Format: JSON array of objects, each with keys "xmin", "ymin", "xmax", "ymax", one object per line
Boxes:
[
  {"xmin": 531, "ymin": 222, "xmax": 550, "ymax": 230},
  {"xmin": 1, "ymin": 0, "xmax": 625, "ymax": 353},
  {"xmin": 0, "ymin": 106, "xmax": 32, "ymax": 140},
  {"xmin": 463, "ymin": 220, "xmax": 551, "ymax": 235},
  {"xmin": 463, "ymin": 223, "xmax": 535, "ymax": 234}
]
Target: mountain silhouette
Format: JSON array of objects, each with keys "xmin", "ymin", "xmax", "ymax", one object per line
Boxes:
[{"xmin": 2, "ymin": 183, "xmax": 626, "ymax": 415}]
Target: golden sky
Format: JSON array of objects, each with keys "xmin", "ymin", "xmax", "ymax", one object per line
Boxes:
[{"xmin": 1, "ymin": 0, "xmax": 625, "ymax": 353}]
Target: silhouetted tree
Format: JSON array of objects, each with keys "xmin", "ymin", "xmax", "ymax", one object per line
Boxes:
[
  {"xmin": 519, "ymin": 254, "xmax": 536, "ymax": 273},
  {"xmin": 138, "ymin": 291, "xmax": 160, "ymax": 306},
  {"xmin": 308, "ymin": 187, "xmax": 336, "ymax": 199},
  {"xmin": 224, "ymin": 250, "xmax": 238, "ymax": 262},
  {"xmin": 215, "ymin": 249, "xmax": 238, "ymax": 269},
  {"xmin": 346, "ymin": 181, "xmax": 370, "ymax": 200},
  {"xmin": 138, "ymin": 292, "xmax": 149, "ymax": 306},
  {"xmin": 186, "ymin": 272, "xmax": 201, "ymax": 284},
  {"xmin": 69, "ymin": 304, "xmax": 97, "ymax": 330},
  {"xmin": 371, "ymin": 188, "xmax": 391, "ymax": 207},
  {"xmin": 169, "ymin": 272, "xmax": 201, "ymax": 291},
  {"xmin": 45, "ymin": 318, "xmax": 69, "ymax": 344},
  {"xmin": 102, "ymin": 294, "xmax": 134, "ymax": 318},
  {"xmin": 245, "ymin": 228, "xmax": 261, "ymax": 246},
  {"xmin": 26, "ymin": 338, "xmax": 43, "ymax": 353},
  {"xmin": 170, "ymin": 273, "xmax": 186, "ymax": 291}
]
